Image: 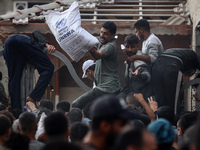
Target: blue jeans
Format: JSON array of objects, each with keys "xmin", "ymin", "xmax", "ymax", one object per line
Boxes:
[{"xmin": 3, "ymin": 34, "xmax": 54, "ymax": 110}]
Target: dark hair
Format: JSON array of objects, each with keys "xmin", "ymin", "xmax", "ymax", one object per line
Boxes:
[
  {"xmin": 10, "ymin": 108, "xmax": 23, "ymax": 119},
  {"xmin": 0, "ymin": 103, "xmax": 6, "ymax": 111},
  {"xmin": 37, "ymin": 108, "xmax": 52, "ymax": 123},
  {"xmin": 87, "ymin": 64, "xmax": 96, "ymax": 72},
  {"xmin": 102, "ymin": 21, "xmax": 117, "ymax": 34},
  {"xmin": 56, "ymin": 100, "xmax": 70, "ymax": 113},
  {"xmin": 178, "ymin": 113, "xmax": 198, "ymax": 134},
  {"xmin": 126, "ymin": 92, "xmax": 143, "ymax": 108},
  {"xmin": 124, "ymin": 34, "xmax": 139, "ymax": 45},
  {"xmin": 43, "ymin": 140, "xmax": 81, "ymax": 150},
  {"xmin": 157, "ymin": 106, "xmax": 174, "ymax": 125},
  {"xmin": 134, "ymin": 19, "xmax": 150, "ymax": 32},
  {"xmin": 40, "ymin": 99, "xmax": 53, "ymax": 111},
  {"xmin": 115, "ymin": 128, "xmax": 143, "ymax": 150},
  {"xmin": 0, "ymin": 110, "xmax": 15, "ymax": 126},
  {"xmin": 0, "ymin": 114, "xmax": 11, "ymax": 136},
  {"xmin": 139, "ymin": 114, "xmax": 151, "ymax": 127},
  {"xmin": 130, "ymin": 119, "xmax": 145, "ymax": 129},
  {"xmin": 44, "ymin": 112, "xmax": 68, "ymax": 138},
  {"xmin": 19, "ymin": 112, "xmax": 36, "ymax": 132},
  {"xmin": 158, "ymin": 143, "xmax": 173, "ymax": 150},
  {"xmin": 91, "ymin": 115, "xmax": 125, "ymax": 131},
  {"xmin": 4, "ymin": 132, "xmax": 30, "ymax": 150},
  {"xmin": 67, "ymin": 108, "xmax": 83, "ymax": 125},
  {"xmin": 70, "ymin": 122, "xmax": 89, "ymax": 143}
]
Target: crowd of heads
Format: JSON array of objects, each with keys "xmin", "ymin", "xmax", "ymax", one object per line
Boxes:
[{"xmin": 0, "ymin": 92, "xmax": 199, "ymax": 150}]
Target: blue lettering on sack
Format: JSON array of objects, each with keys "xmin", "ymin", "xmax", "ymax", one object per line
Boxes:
[
  {"xmin": 58, "ymin": 26, "xmax": 68, "ymax": 34},
  {"xmin": 56, "ymin": 18, "xmax": 67, "ymax": 29},
  {"xmin": 58, "ymin": 29, "xmax": 75, "ymax": 42}
]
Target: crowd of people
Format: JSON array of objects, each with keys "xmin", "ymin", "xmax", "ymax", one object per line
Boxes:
[
  {"xmin": 0, "ymin": 93, "xmax": 200, "ymax": 150},
  {"xmin": 1, "ymin": 19, "xmax": 200, "ymax": 150}
]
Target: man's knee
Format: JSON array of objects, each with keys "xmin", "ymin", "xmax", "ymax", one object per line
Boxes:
[
  {"xmin": 71, "ymin": 100, "xmax": 82, "ymax": 109},
  {"xmin": 44, "ymin": 63, "xmax": 54, "ymax": 77}
]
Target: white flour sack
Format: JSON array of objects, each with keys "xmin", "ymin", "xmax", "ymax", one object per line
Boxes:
[{"xmin": 44, "ymin": 1, "xmax": 98, "ymax": 62}]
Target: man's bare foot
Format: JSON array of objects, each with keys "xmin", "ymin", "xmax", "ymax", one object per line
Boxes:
[{"xmin": 27, "ymin": 96, "xmax": 37, "ymax": 106}]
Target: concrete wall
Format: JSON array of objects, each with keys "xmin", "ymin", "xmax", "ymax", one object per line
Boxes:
[
  {"xmin": 187, "ymin": 0, "xmax": 200, "ymax": 50},
  {"xmin": 0, "ymin": 41, "xmax": 8, "ymax": 95},
  {"xmin": 59, "ymin": 87, "xmax": 85, "ymax": 105},
  {"xmin": 0, "ymin": 0, "xmax": 10, "ymax": 95},
  {"xmin": 185, "ymin": 0, "xmax": 200, "ymax": 111},
  {"xmin": 0, "ymin": 0, "xmax": 54, "ymax": 15},
  {"xmin": 0, "ymin": 0, "xmax": 13, "ymax": 15}
]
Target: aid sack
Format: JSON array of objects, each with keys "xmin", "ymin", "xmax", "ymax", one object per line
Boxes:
[{"xmin": 44, "ymin": 1, "xmax": 98, "ymax": 62}]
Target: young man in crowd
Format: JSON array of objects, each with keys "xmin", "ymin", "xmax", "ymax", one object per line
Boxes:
[
  {"xmin": 118, "ymin": 34, "xmax": 152, "ymax": 101},
  {"xmin": 72, "ymin": 21, "xmax": 121, "ymax": 110},
  {"xmin": 18, "ymin": 112, "xmax": 45, "ymax": 150},
  {"xmin": 127, "ymin": 19, "xmax": 164, "ymax": 68}
]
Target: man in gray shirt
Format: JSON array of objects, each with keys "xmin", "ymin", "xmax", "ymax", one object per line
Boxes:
[
  {"xmin": 72, "ymin": 21, "xmax": 120, "ymax": 110},
  {"xmin": 127, "ymin": 19, "xmax": 164, "ymax": 68}
]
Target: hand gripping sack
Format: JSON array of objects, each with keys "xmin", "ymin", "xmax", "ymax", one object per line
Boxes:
[{"xmin": 44, "ymin": 1, "xmax": 98, "ymax": 62}]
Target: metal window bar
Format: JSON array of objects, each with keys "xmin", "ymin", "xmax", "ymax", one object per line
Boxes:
[{"xmin": 20, "ymin": 62, "xmax": 36, "ymax": 108}]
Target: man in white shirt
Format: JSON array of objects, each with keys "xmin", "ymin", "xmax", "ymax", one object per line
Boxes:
[{"xmin": 127, "ymin": 19, "xmax": 164, "ymax": 68}]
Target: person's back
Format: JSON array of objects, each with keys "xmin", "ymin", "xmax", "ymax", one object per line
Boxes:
[
  {"xmin": 43, "ymin": 140, "xmax": 81, "ymax": 150},
  {"xmin": 162, "ymin": 48, "xmax": 200, "ymax": 74},
  {"xmin": 18, "ymin": 111, "xmax": 45, "ymax": 150},
  {"xmin": 44, "ymin": 111, "xmax": 68, "ymax": 142},
  {"xmin": 115, "ymin": 128, "xmax": 157, "ymax": 150},
  {"xmin": 152, "ymin": 48, "xmax": 200, "ymax": 113},
  {"xmin": 67, "ymin": 108, "xmax": 82, "ymax": 127},
  {"xmin": 3, "ymin": 132, "xmax": 30, "ymax": 150},
  {"xmin": 82, "ymin": 94, "xmax": 139, "ymax": 150},
  {"xmin": 70, "ymin": 122, "xmax": 89, "ymax": 144},
  {"xmin": 115, "ymin": 128, "xmax": 143, "ymax": 150}
]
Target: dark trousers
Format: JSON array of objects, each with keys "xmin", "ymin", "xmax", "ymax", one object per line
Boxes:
[
  {"xmin": 72, "ymin": 88, "xmax": 120, "ymax": 110},
  {"xmin": 3, "ymin": 34, "xmax": 54, "ymax": 110},
  {"xmin": 152, "ymin": 56, "xmax": 182, "ymax": 113}
]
